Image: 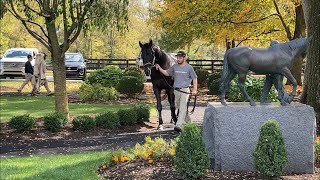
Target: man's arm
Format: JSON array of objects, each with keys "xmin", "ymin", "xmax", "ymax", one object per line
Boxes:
[
  {"xmin": 192, "ymin": 78, "xmax": 198, "ymax": 95},
  {"xmin": 155, "ymin": 64, "xmax": 170, "ymax": 76}
]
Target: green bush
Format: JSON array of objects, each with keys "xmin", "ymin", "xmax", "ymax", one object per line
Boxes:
[
  {"xmin": 227, "ymin": 76, "xmax": 278, "ymax": 102},
  {"xmin": 9, "ymin": 114, "xmax": 36, "ymax": 132},
  {"xmin": 207, "ymin": 70, "xmax": 223, "ymax": 95},
  {"xmin": 174, "ymin": 123, "xmax": 209, "ymax": 180},
  {"xmin": 95, "ymin": 112, "xmax": 120, "ymax": 129},
  {"xmin": 43, "ymin": 112, "xmax": 68, "ymax": 132},
  {"xmin": 253, "ymin": 119, "xmax": 288, "ymax": 178},
  {"xmin": 117, "ymin": 108, "xmax": 137, "ymax": 126},
  {"xmin": 79, "ymin": 83, "xmax": 119, "ymax": 101},
  {"xmin": 133, "ymin": 104, "xmax": 150, "ymax": 124},
  {"xmin": 124, "ymin": 67, "xmax": 146, "ymax": 83},
  {"xmin": 316, "ymin": 140, "xmax": 320, "ymax": 164},
  {"xmin": 116, "ymin": 76, "xmax": 144, "ymax": 97},
  {"xmin": 72, "ymin": 115, "xmax": 96, "ymax": 131},
  {"xmin": 86, "ymin": 65, "xmax": 123, "ymax": 87},
  {"xmin": 195, "ymin": 68, "xmax": 210, "ymax": 87}
]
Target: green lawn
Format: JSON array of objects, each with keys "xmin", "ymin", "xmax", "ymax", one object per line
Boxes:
[
  {"xmin": 0, "ymin": 96, "xmax": 137, "ymax": 122},
  {"xmin": 0, "ymin": 151, "xmax": 108, "ymax": 180}
]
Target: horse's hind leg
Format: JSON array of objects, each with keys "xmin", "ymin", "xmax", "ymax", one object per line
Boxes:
[
  {"xmin": 281, "ymin": 67, "xmax": 297, "ymax": 103},
  {"xmin": 166, "ymin": 88, "xmax": 177, "ymax": 124},
  {"xmin": 238, "ymin": 72, "xmax": 256, "ymax": 106}
]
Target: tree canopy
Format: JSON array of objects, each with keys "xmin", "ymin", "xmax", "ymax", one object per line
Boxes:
[{"xmin": 151, "ymin": 0, "xmax": 300, "ymax": 50}]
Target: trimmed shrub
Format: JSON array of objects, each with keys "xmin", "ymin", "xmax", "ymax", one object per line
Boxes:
[
  {"xmin": 174, "ymin": 123, "xmax": 209, "ymax": 180},
  {"xmin": 117, "ymin": 108, "xmax": 137, "ymax": 126},
  {"xmin": 86, "ymin": 65, "xmax": 123, "ymax": 87},
  {"xmin": 133, "ymin": 104, "xmax": 150, "ymax": 124},
  {"xmin": 195, "ymin": 68, "xmax": 210, "ymax": 87},
  {"xmin": 316, "ymin": 140, "xmax": 320, "ymax": 165},
  {"xmin": 253, "ymin": 119, "xmax": 288, "ymax": 178},
  {"xmin": 9, "ymin": 114, "xmax": 36, "ymax": 132},
  {"xmin": 95, "ymin": 112, "xmax": 120, "ymax": 129},
  {"xmin": 44, "ymin": 112, "xmax": 68, "ymax": 132},
  {"xmin": 72, "ymin": 115, "xmax": 95, "ymax": 131},
  {"xmin": 124, "ymin": 67, "xmax": 146, "ymax": 83},
  {"xmin": 116, "ymin": 76, "xmax": 144, "ymax": 97},
  {"xmin": 207, "ymin": 70, "xmax": 222, "ymax": 95},
  {"xmin": 79, "ymin": 83, "xmax": 119, "ymax": 101},
  {"xmin": 228, "ymin": 76, "xmax": 278, "ymax": 102}
]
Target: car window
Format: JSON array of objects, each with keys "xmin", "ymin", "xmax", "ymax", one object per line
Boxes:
[
  {"xmin": 65, "ymin": 54, "xmax": 82, "ymax": 62},
  {"xmin": 4, "ymin": 50, "xmax": 32, "ymax": 58}
]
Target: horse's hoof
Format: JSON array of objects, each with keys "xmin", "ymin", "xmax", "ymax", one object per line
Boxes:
[
  {"xmin": 221, "ymin": 101, "xmax": 227, "ymax": 106},
  {"xmin": 280, "ymin": 101, "xmax": 287, "ymax": 106},
  {"xmin": 250, "ymin": 101, "xmax": 256, "ymax": 106},
  {"xmin": 288, "ymin": 96, "xmax": 294, "ymax": 103}
]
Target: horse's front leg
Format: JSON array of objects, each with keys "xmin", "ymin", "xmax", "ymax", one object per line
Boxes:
[
  {"xmin": 153, "ymin": 87, "xmax": 163, "ymax": 129},
  {"xmin": 166, "ymin": 88, "xmax": 177, "ymax": 124},
  {"xmin": 238, "ymin": 72, "xmax": 256, "ymax": 106},
  {"xmin": 281, "ymin": 67, "xmax": 297, "ymax": 104}
]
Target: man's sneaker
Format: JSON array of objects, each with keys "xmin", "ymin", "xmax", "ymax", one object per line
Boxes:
[
  {"xmin": 47, "ymin": 92, "xmax": 53, "ymax": 96},
  {"xmin": 157, "ymin": 125, "xmax": 164, "ymax": 130},
  {"xmin": 174, "ymin": 126, "xmax": 182, "ymax": 133}
]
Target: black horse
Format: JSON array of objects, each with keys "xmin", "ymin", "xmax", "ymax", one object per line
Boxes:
[{"xmin": 139, "ymin": 40, "xmax": 177, "ymax": 129}]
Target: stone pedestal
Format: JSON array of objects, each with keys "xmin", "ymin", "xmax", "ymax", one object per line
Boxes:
[{"xmin": 203, "ymin": 102, "xmax": 316, "ymax": 174}]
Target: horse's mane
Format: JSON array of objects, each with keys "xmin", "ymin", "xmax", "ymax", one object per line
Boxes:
[{"xmin": 270, "ymin": 38, "xmax": 308, "ymax": 52}]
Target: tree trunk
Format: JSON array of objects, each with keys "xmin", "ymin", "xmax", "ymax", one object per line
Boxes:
[
  {"xmin": 301, "ymin": 0, "xmax": 320, "ymax": 133},
  {"xmin": 51, "ymin": 53, "xmax": 69, "ymax": 115},
  {"xmin": 46, "ymin": 19, "xmax": 69, "ymax": 116},
  {"xmin": 286, "ymin": 5, "xmax": 306, "ymax": 85}
]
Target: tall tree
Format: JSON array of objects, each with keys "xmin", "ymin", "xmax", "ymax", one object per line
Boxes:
[
  {"xmin": 301, "ymin": 0, "xmax": 320, "ymax": 131},
  {"xmin": 3, "ymin": 0, "xmax": 128, "ymax": 115}
]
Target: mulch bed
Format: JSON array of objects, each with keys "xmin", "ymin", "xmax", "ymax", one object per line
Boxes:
[{"xmin": 97, "ymin": 159, "xmax": 320, "ymax": 180}]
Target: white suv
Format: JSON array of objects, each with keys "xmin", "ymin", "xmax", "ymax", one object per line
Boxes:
[{"xmin": 0, "ymin": 48, "xmax": 39, "ymax": 77}]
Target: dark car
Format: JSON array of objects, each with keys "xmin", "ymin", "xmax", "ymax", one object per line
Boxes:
[{"xmin": 65, "ymin": 53, "xmax": 87, "ymax": 80}]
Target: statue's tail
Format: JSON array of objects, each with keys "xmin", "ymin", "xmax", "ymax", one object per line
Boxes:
[{"xmin": 219, "ymin": 50, "xmax": 231, "ymax": 93}]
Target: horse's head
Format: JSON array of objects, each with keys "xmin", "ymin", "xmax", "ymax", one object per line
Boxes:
[
  {"xmin": 139, "ymin": 39, "xmax": 155, "ymax": 76},
  {"xmin": 291, "ymin": 37, "xmax": 310, "ymax": 59}
]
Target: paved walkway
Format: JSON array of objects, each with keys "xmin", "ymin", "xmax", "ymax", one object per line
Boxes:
[{"xmin": 0, "ymin": 105, "xmax": 207, "ymax": 158}]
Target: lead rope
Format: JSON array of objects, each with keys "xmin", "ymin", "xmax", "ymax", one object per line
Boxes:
[{"xmin": 159, "ymin": 72, "xmax": 197, "ymax": 115}]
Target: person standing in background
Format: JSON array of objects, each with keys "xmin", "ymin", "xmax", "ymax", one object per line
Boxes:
[
  {"xmin": 33, "ymin": 53, "xmax": 52, "ymax": 96},
  {"xmin": 18, "ymin": 55, "xmax": 35, "ymax": 94}
]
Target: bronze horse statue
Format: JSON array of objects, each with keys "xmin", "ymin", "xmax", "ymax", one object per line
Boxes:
[
  {"xmin": 139, "ymin": 40, "xmax": 177, "ymax": 130},
  {"xmin": 219, "ymin": 37, "xmax": 310, "ymax": 106}
]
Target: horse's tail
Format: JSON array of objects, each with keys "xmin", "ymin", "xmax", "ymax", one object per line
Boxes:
[{"xmin": 219, "ymin": 50, "xmax": 231, "ymax": 93}]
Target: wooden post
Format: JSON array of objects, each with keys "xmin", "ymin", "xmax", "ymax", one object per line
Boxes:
[
  {"xmin": 97, "ymin": 59, "xmax": 100, "ymax": 69},
  {"xmin": 211, "ymin": 61, "xmax": 214, "ymax": 72}
]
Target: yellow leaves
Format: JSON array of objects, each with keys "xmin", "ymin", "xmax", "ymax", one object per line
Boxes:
[
  {"xmin": 170, "ymin": 148, "xmax": 176, "ymax": 156},
  {"xmin": 113, "ymin": 155, "xmax": 129, "ymax": 163},
  {"xmin": 145, "ymin": 136, "xmax": 152, "ymax": 142},
  {"xmin": 113, "ymin": 156, "xmax": 119, "ymax": 162}
]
